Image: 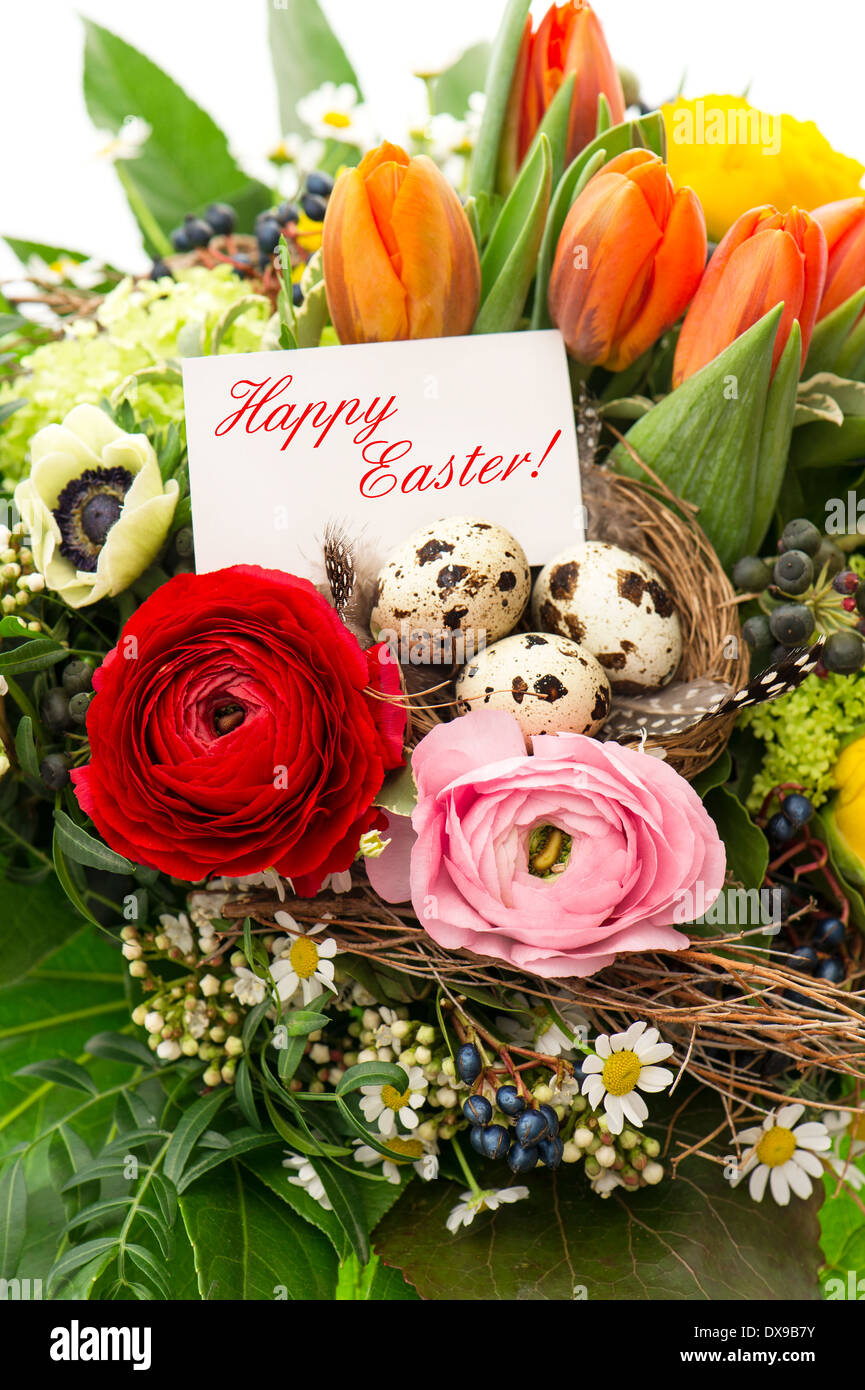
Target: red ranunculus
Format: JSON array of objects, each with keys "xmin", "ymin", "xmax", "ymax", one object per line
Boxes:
[{"xmin": 72, "ymin": 565, "xmax": 405, "ymax": 893}]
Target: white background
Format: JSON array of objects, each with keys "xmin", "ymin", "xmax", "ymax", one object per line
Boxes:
[{"xmin": 2, "ymin": 0, "xmax": 863, "ymax": 280}]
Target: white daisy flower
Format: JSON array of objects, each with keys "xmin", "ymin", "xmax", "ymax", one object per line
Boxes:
[
  {"xmin": 296, "ymin": 82, "xmax": 373, "ymax": 146},
  {"xmin": 445, "ymin": 1185, "xmax": 529, "ymax": 1234},
  {"xmin": 352, "ymin": 1135, "xmax": 439, "ymax": 1184},
  {"xmin": 282, "ymin": 1153, "xmax": 332, "ymax": 1210},
  {"xmin": 95, "ymin": 116, "xmax": 152, "ymax": 163},
  {"xmin": 159, "ymin": 911, "xmax": 194, "ymax": 955},
  {"xmin": 24, "ymin": 254, "xmax": 106, "ymax": 290},
  {"xmin": 271, "ymin": 912, "xmax": 339, "ymax": 1005},
  {"xmin": 359, "ymin": 1066, "xmax": 428, "ymax": 1136},
  {"xmin": 232, "ymin": 966, "xmax": 268, "ymax": 1008},
  {"xmin": 728, "ymin": 1105, "xmax": 831, "ymax": 1205},
  {"xmin": 581, "ymin": 1021, "xmax": 674, "ymax": 1135}
]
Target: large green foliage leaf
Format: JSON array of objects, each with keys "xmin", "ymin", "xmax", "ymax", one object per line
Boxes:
[
  {"xmin": 179, "ymin": 1163, "xmax": 339, "ymax": 1299},
  {"xmin": 374, "ymin": 1096, "xmax": 822, "ymax": 1300},
  {"xmin": 81, "ymin": 21, "xmax": 270, "ymax": 250},
  {"xmin": 268, "ymin": 0, "xmax": 360, "ymax": 137},
  {"xmin": 0, "ymin": 876, "xmax": 87, "ymax": 988}
]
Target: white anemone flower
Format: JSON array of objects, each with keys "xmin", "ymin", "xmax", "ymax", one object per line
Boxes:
[
  {"xmin": 14, "ymin": 404, "xmax": 178, "ymax": 608},
  {"xmin": 353, "ymin": 1135, "xmax": 438, "ymax": 1184},
  {"xmin": 282, "ymin": 1153, "xmax": 332, "ymax": 1211},
  {"xmin": 296, "ymin": 82, "xmax": 373, "ymax": 146},
  {"xmin": 446, "ymin": 1185, "xmax": 529, "ymax": 1234},
  {"xmin": 581, "ymin": 1021, "xmax": 674, "ymax": 1135},
  {"xmin": 271, "ymin": 912, "xmax": 339, "ymax": 1004},
  {"xmin": 359, "ymin": 1065, "xmax": 427, "ymax": 1136},
  {"xmin": 728, "ymin": 1105, "xmax": 831, "ymax": 1205}
]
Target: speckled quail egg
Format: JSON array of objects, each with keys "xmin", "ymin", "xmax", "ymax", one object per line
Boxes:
[
  {"xmin": 531, "ymin": 541, "xmax": 682, "ymax": 692},
  {"xmin": 455, "ymin": 632, "xmax": 611, "ymax": 744},
  {"xmin": 370, "ymin": 516, "xmax": 530, "ymax": 654}
]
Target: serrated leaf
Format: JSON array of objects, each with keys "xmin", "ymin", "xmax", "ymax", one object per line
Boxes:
[
  {"xmin": 268, "ymin": 0, "xmax": 360, "ymax": 137},
  {"xmin": 374, "ymin": 1093, "xmax": 822, "ymax": 1300},
  {"xmin": 82, "ymin": 21, "xmax": 270, "ymax": 251},
  {"xmin": 179, "ymin": 1163, "xmax": 339, "ymax": 1299}
]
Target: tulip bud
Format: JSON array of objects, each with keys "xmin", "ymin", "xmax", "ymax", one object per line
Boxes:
[
  {"xmin": 323, "ymin": 141, "xmax": 480, "ymax": 344},
  {"xmin": 549, "ymin": 150, "xmax": 706, "ymax": 372},
  {"xmin": 812, "ymin": 196, "xmax": 865, "ymax": 322},
  {"xmin": 500, "ymin": 1, "xmax": 625, "ymax": 189},
  {"xmin": 673, "ymin": 204, "xmax": 827, "ymax": 385}
]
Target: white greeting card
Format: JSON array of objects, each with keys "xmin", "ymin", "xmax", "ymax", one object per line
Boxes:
[{"xmin": 182, "ymin": 329, "xmax": 583, "ymax": 578}]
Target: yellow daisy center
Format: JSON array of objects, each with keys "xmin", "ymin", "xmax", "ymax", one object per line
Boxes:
[
  {"xmin": 289, "ymin": 937, "xmax": 319, "ymax": 979},
  {"xmin": 383, "ymin": 1137, "xmax": 423, "ymax": 1163},
  {"xmin": 323, "ymin": 110, "xmax": 351, "ymax": 129},
  {"xmin": 601, "ymin": 1050, "xmax": 642, "ymax": 1097},
  {"xmin": 755, "ymin": 1125, "xmax": 797, "ymax": 1167},
  {"xmin": 381, "ymin": 1085, "xmax": 411, "ymax": 1111}
]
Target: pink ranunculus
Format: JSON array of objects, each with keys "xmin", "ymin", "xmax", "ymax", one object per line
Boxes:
[{"xmin": 367, "ymin": 709, "xmax": 725, "ymax": 978}]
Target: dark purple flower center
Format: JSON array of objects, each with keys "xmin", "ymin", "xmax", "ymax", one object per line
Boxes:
[{"xmin": 53, "ymin": 466, "xmax": 133, "ymax": 572}]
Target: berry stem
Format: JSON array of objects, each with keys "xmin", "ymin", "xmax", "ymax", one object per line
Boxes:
[{"xmin": 450, "ymin": 1134, "xmax": 483, "ymax": 1197}]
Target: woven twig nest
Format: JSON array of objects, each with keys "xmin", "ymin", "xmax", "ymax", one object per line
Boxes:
[
  {"xmin": 403, "ymin": 461, "xmax": 748, "ymax": 782},
  {"xmin": 582, "ymin": 463, "xmax": 748, "ymax": 779}
]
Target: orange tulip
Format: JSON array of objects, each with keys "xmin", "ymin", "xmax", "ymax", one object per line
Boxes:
[
  {"xmin": 673, "ymin": 206, "xmax": 827, "ymax": 386},
  {"xmin": 548, "ymin": 150, "xmax": 707, "ymax": 372},
  {"xmin": 813, "ymin": 196, "xmax": 865, "ymax": 321},
  {"xmin": 501, "ymin": 1, "xmax": 626, "ymax": 187},
  {"xmin": 322, "ymin": 142, "xmax": 480, "ymax": 344}
]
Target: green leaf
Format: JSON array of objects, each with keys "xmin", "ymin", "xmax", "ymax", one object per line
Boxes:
[
  {"xmin": 0, "ymin": 1158, "xmax": 26, "ymax": 1277},
  {"xmin": 0, "ymin": 638, "xmax": 66, "ymax": 675},
  {"xmin": 691, "ymin": 749, "xmax": 732, "ymax": 800},
  {"xmin": 53, "ymin": 809, "xmax": 134, "ymax": 875},
  {"xmin": 209, "ymin": 295, "xmax": 271, "ymax": 356},
  {"xmin": 474, "ymin": 134, "xmax": 552, "ymax": 334},
  {"xmin": 52, "ymin": 830, "xmax": 101, "ymax": 928},
  {"xmin": 242, "ymin": 1145, "xmax": 348, "ymax": 1259},
  {"xmin": 176, "ymin": 1130, "xmax": 274, "ymax": 1194},
  {"xmin": 16, "ymin": 1058, "xmax": 97, "ymax": 1095},
  {"xmin": 294, "ymin": 277, "xmax": 330, "ymax": 349},
  {"xmin": 233, "ymin": 1059, "xmax": 261, "ymax": 1132},
  {"xmin": 13, "ymin": 717, "xmax": 40, "ymax": 781},
  {"xmin": 336, "ymin": 1061, "xmax": 408, "ymax": 1097},
  {"xmin": 163, "ymin": 1089, "xmax": 229, "ymax": 1186},
  {"xmin": 429, "ymin": 42, "xmax": 491, "ymax": 119},
  {"xmin": 468, "ymin": 0, "xmax": 531, "ymax": 200},
  {"xmin": 179, "ymin": 1163, "xmax": 339, "ymax": 1299},
  {"xmin": 374, "ymin": 760, "xmax": 417, "ymax": 817},
  {"xmin": 804, "ymin": 288, "xmax": 865, "ymax": 378},
  {"xmin": 314, "ymin": 1161, "xmax": 370, "ymax": 1265},
  {"xmin": 748, "ymin": 319, "xmax": 801, "ymax": 554},
  {"xmin": 374, "ymin": 1093, "xmax": 822, "ymax": 1300},
  {"xmin": 525, "ymin": 74, "xmax": 575, "ymax": 190},
  {"xmin": 84, "ymin": 1031, "xmax": 154, "ymax": 1068},
  {"xmin": 268, "ymin": 0, "xmax": 360, "ymax": 138},
  {"xmin": 704, "ymin": 786, "xmax": 769, "ymax": 892},
  {"xmin": 611, "ymin": 306, "xmax": 783, "ymax": 570},
  {"xmin": 81, "ymin": 21, "xmax": 270, "ymax": 251},
  {"xmin": 282, "ymin": 1009, "xmax": 330, "ymax": 1038},
  {"xmin": 0, "ymin": 876, "xmax": 88, "ymax": 988}
]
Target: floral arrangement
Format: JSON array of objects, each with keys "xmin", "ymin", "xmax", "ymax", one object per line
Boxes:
[{"xmin": 2, "ymin": 0, "xmax": 865, "ymax": 1306}]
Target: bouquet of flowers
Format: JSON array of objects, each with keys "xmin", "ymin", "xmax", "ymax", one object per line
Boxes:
[{"xmin": 2, "ymin": 0, "xmax": 865, "ymax": 1306}]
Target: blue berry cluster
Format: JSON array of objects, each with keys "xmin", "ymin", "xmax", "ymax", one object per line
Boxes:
[
  {"xmin": 457, "ymin": 1044, "xmax": 564, "ymax": 1175},
  {"xmin": 764, "ymin": 793, "xmax": 848, "ymax": 990}
]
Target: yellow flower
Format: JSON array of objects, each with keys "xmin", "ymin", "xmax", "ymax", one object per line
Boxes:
[
  {"xmin": 662, "ymin": 95, "xmax": 864, "ymax": 242},
  {"xmin": 833, "ymin": 734, "xmax": 865, "ymax": 869}
]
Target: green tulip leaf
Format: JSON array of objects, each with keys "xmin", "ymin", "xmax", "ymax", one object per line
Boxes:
[
  {"xmin": 610, "ymin": 306, "xmax": 783, "ymax": 570},
  {"xmin": 804, "ymin": 288, "xmax": 865, "ymax": 378},
  {"xmin": 468, "ymin": 0, "xmax": 532, "ymax": 200},
  {"xmin": 748, "ymin": 319, "xmax": 800, "ymax": 553},
  {"xmin": 474, "ymin": 134, "xmax": 552, "ymax": 334}
]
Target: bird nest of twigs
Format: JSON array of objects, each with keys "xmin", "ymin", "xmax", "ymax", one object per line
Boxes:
[
  {"xmin": 395, "ymin": 453, "xmax": 748, "ymax": 784},
  {"xmin": 220, "ymin": 878, "xmax": 865, "ymax": 1154}
]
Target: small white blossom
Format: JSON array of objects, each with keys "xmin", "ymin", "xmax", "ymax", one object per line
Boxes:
[
  {"xmin": 159, "ymin": 912, "xmax": 194, "ymax": 955},
  {"xmin": 282, "ymin": 1153, "xmax": 332, "ymax": 1210},
  {"xmin": 446, "ymin": 1185, "xmax": 529, "ymax": 1233},
  {"xmin": 232, "ymin": 966, "xmax": 268, "ymax": 1008},
  {"xmin": 581, "ymin": 1021, "xmax": 674, "ymax": 1135},
  {"xmin": 271, "ymin": 913, "xmax": 339, "ymax": 1005}
]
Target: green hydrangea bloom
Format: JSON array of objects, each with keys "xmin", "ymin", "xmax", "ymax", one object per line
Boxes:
[
  {"xmin": 0, "ymin": 268, "xmax": 271, "ymax": 488},
  {"xmin": 744, "ymin": 670, "xmax": 865, "ymax": 812}
]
